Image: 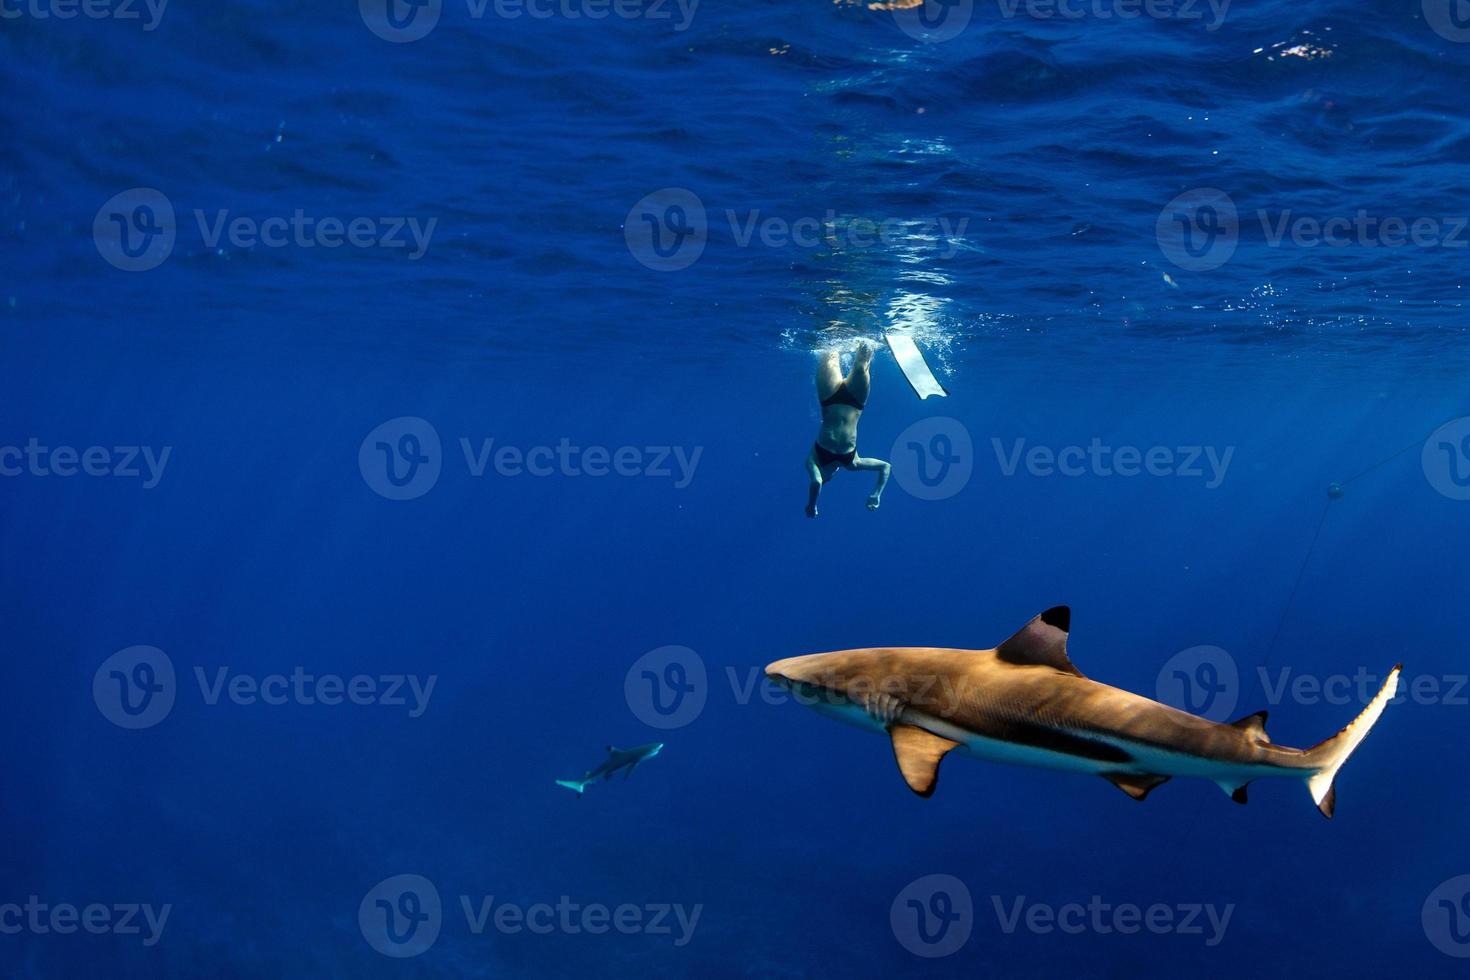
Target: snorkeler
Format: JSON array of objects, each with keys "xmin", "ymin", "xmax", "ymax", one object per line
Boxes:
[{"xmin": 805, "ymin": 341, "xmax": 891, "ymax": 517}]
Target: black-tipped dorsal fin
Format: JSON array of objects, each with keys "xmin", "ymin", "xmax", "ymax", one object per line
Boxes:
[
  {"xmin": 1102, "ymin": 772, "xmax": 1170, "ymax": 801},
  {"xmin": 1227, "ymin": 711, "xmax": 1270, "ymax": 743},
  {"xmin": 888, "ymin": 724, "xmax": 962, "ymax": 798},
  {"xmin": 995, "ymin": 606, "xmax": 1081, "ymax": 676}
]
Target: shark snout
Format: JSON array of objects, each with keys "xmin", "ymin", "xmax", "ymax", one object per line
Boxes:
[{"xmin": 764, "ymin": 656, "xmax": 812, "ymax": 686}]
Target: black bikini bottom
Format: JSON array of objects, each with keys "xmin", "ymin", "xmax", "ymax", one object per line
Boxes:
[{"xmin": 813, "ymin": 442, "xmax": 857, "ymax": 468}]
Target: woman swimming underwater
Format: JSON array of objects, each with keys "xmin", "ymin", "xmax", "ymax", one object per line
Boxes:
[{"xmin": 804, "ymin": 341, "xmax": 891, "ymax": 518}]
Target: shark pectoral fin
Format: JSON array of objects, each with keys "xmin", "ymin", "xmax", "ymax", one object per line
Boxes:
[
  {"xmin": 1214, "ymin": 780, "xmax": 1251, "ymax": 804},
  {"xmin": 1101, "ymin": 772, "xmax": 1171, "ymax": 801},
  {"xmin": 995, "ymin": 607, "xmax": 1083, "ymax": 677},
  {"xmin": 1227, "ymin": 710, "xmax": 1271, "ymax": 743},
  {"xmin": 888, "ymin": 724, "xmax": 962, "ymax": 798}
]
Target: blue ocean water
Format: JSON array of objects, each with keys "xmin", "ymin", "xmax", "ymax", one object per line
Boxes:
[{"xmin": 4, "ymin": 0, "xmax": 1470, "ymax": 975}]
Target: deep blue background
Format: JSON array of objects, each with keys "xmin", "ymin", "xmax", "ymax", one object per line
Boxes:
[{"xmin": 4, "ymin": 0, "xmax": 1470, "ymax": 976}]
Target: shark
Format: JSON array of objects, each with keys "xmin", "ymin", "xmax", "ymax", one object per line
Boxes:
[
  {"xmin": 764, "ymin": 607, "xmax": 1400, "ymax": 818},
  {"xmin": 555, "ymin": 742, "xmax": 665, "ymax": 797}
]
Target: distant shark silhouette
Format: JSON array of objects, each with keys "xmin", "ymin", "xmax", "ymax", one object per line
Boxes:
[
  {"xmin": 556, "ymin": 743, "xmax": 664, "ymax": 797},
  {"xmin": 765, "ymin": 607, "xmax": 1399, "ymax": 818}
]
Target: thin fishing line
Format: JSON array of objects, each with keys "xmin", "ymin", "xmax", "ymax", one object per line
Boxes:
[{"xmin": 1258, "ymin": 497, "xmax": 1332, "ymax": 670}]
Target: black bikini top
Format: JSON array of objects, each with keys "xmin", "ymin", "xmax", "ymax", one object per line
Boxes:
[{"xmin": 820, "ymin": 382, "xmax": 866, "ymax": 411}]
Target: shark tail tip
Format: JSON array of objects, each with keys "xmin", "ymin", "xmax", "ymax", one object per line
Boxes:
[{"xmin": 1304, "ymin": 664, "xmax": 1400, "ymax": 820}]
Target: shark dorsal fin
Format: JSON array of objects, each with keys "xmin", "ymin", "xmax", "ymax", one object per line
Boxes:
[
  {"xmin": 1228, "ymin": 711, "xmax": 1270, "ymax": 743},
  {"xmin": 888, "ymin": 724, "xmax": 961, "ymax": 798},
  {"xmin": 995, "ymin": 606, "xmax": 1081, "ymax": 676}
]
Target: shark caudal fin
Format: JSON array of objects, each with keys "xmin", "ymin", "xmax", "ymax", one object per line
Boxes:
[
  {"xmin": 555, "ymin": 779, "xmax": 588, "ymax": 796},
  {"xmin": 1302, "ymin": 664, "xmax": 1401, "ymax": 819}
]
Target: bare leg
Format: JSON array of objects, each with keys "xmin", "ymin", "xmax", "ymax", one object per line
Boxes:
[
  {"xmin": 850, "ymin": 455, "xmax": 890, "ymax": 511},
  {"xmin": 804, "ymin": 450, "xmax": 824, "ymax": 518},
  {"xmin": 816, "ymin": 351, "xmax": 843, "ymax": 401},
  {"xmin": 844, "ymin": 342, "xmax": 873, "ymax": 405}
]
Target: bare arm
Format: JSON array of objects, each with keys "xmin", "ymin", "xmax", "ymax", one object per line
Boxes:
[{"xmin": 850, "ymin": 455, "xmax": 889, "ymax": 511}]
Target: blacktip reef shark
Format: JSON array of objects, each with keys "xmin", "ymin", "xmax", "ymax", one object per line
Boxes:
[
  {"xmin": 765, "ymin": 608, "xmax": 1400, "ymax": 818},
  {"xmin": 556, "ymin": 743, "xmax": 664, "ymax": 797}
]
